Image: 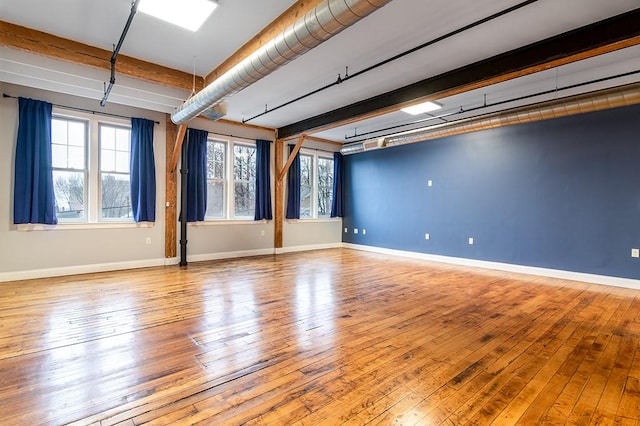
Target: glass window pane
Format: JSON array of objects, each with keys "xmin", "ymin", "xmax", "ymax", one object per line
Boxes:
[
  {"xmin": 52, "ymin": 144, "xmax": 67, "ymax": 168},
  {"xmin": 234, "ymin": 181, "xmax": 255, "ymax": 218},
  {"xmin": 51, "ymin": 119, "xmax": 67, "ymax": 145},
  {"xmin": 68, "ymin": 146, "xmax": 85, "ymax": 169},
  {"xmin": 101, "ymin": 150, "xmax": 115, "ymax": 172},
  {"xmin": 101, "ymin": 173, "xmax": 132, "ymax": 219},
  {"xmin": 233, "ymin": 145, "xmax": 256, "ymax": 181},
  {"xmin": 101, "ymin": 126, "xmax": 115, "ymax": 150},
  {"xmin": 115, "ymin": 151, "xmax": 129, "ymax": 173},
  {"xmin": 318, "ymin": 157, "xmax": 334, "ymax": 217},
  {"xmin": 53, "ymin": 170, "xmax": 85, "ymax": 221},
  {"xmin": 300, "ymin": 155, "xmax": 312, "ymax": 186},
  {"xmin": 206, "ymin": 180, "xmax": 225, "ymax": 218},
  {"xmin": 68, "ymin": 122, "xmax": 86, "ymax": 147},
  {"xmin": 207, "ymin": 141, "xmax": 225, "ymax": 179},
  {"xmin": 115, "ymin": 128, "xmax": 129, "ymax": 151},
  {"xmin": 233, "ymin": 144, "xmax": 255, "ymax": 218},
  {"xmin": 300, "ymin": 184, "xmax": 312, "ymax": 218}
]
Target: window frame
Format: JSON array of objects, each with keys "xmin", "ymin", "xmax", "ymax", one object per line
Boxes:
[
  {"xmin": 202, "ymin": 136, "xmax": 257, "ymax": 222},
  {"xmin": 51, "ymin": 115, "xmax": 89, "ymax": 222},
  {"xmin": 98, "ymin": 123, "xmax": 133, "ymax": 222},
  {"xmin": 51, "ymin": 109, "xmax": 133, "ymax": 224},
  {"xmin": 297, "ymin": 149, "xmax": 335, "ymax": 220}
]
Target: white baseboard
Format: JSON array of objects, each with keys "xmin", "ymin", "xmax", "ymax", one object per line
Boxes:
[
  {"xmin": 0, "ymin": 243, "xmax": 342, "ymax": 281},
  {"xmin": 276, "ymin": 242, "xmax": 343, "ymax": 255},
  {"xmin": 187, "ymin": 248, "xmax": 275, "ymax": 263},
  {"xmin": 0, "ymin": 258, "xmax": 167, "ymax": 283},
  {"xmin": 343, "ymin": 243, "xmax": 640, "ymax": 290}
]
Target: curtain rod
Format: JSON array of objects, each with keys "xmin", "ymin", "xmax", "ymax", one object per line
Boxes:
[
  {"xmin": 209, "ymin": 131, "xmax": 272, "ymax": 143},
  {"xmin": 2, "ymin": 94, "xmax": 160, "ymax": 124}
]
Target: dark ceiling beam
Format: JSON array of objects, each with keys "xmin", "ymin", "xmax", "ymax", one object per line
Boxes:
[{"xmin": 277, "ymin": 8, "xmax": 640, "ymax": 139}]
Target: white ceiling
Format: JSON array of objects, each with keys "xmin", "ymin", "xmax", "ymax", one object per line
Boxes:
[{"xmin": 1, "ymin": 0, "xmax": 639, "ymax": 143}]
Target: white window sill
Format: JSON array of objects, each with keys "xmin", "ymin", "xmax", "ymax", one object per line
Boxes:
[
  {"xmin": 287, "ymin": 218, "xmax": 342, "ymax": 224},
  {"xmin": 17, "ymin": 222, "xmax": 154, "ymax": 231},
  {"xmin": 188, "ymin": 219, "xmax": 269, "ymax": 226}
]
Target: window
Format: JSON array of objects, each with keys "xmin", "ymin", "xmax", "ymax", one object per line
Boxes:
[
  {"xmin": 300, "ymin": 154, "xmax": 313, "ymax": 218},
  {"xmin": 204, "ymin": 137, "xmax": 256, "ymax": 220},
  {"xmin": 206, "ymin": 140, "xmax": 226, "ymax": 219},
  {"xmin": 52, "ymin": 117, "xmax": 87, "ymax": 221},
  {"xmin": 51, "ymin": 111, "xmax": 132, "ymax": 223},
  {"xmin": 298, "ymin": 150, "xmax": 334, "ymax": 219},
  {"xmin": 317, "ymin": 156, "xmax": 333, "ymax": 217},
  {"xmin": 100, "ymin": 125, "xmax": 132, "ymax": 220}
]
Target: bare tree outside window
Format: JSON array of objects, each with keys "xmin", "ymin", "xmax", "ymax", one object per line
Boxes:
[
  {"xmin": 300, "ymin": 154, "xmax": 313, "ymax": 218},
  {"xmin": 317, "ymin": 157, "xmax": 334, "ymax": 217},
  {"xmin": 233, "ymin": 144, "xmax": 256, "ymax": 218},
  {"xmin": 100, "ymin": 125, "xmax": 132, "ymax": 219},
  {"xmin": 52, "ymin": 117, "xmax": 87, "ymax": 220},
  {"xmin": 206, "ymin": 141, "xmax": 226, "ymax": 218}
]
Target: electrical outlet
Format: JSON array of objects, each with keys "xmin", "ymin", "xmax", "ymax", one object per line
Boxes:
[
  {"xmin": 260, "ymin": 230, "xmax": 265, "ymax": 237},
  {"xmin": 362, "ymin": 229, "xmax": 366, "ymax": 235},
  {"xmin": 425, "ymin": 233, "xmax": 430, "ymax": 240},
  {"xmin": 354, "ymin": 228, "xmax": 359, "ymax": 234},
  {"xmin": 344, "ymin": 227, "xmax": 348, "ymax": 233},
  {"xmin": 427, "ymin": 179, "xmax": 433, "ymax": 187},
  {"xmin": 145, "ymin": 237, "xmax": 151, "ymax": 245},
  {"xmin": 468, "ymin": 237, "xmax": 474, "ymax": 245},
  {"xmin": 632, "ymin": 248, "xmax": 639, "ymax": 258}
]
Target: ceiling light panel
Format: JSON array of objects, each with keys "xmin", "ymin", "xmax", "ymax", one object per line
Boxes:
[
  {"xmin": 138, "ymin": 0, "xmax": 217, "ymax": 31},
  {"xmin": 401, "ymin": 101, "xmax": 442, "ymax": 115}
]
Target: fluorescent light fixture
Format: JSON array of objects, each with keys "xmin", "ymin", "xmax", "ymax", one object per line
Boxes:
[
  {"xmin": 401, "ymin": 101, "xmax": 442, "ymax": 115},
  {"xmin": 138, "ymin": 0, "xmax": 218, "ymax": 31}
]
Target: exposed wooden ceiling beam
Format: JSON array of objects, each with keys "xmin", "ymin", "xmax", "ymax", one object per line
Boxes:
[
  {"xmin": 0, "ymin": 20, "xmax": 202, "ymax": 92},
  {"xmin": 277, "ymin": 8, "xmax": 640, "ymax": 139},
  {"xmin": 204, "ymin": 0, "xmax": 325, "ymax": 86}
]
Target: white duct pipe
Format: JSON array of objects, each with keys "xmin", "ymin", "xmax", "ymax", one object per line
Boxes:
[
  {"xmin": 342, "ymin": 82, "xmax": 640, "ymax": 154},
  {"xmin": 171, "ymin": 0, "xmax": 392, "ymax": 124}
]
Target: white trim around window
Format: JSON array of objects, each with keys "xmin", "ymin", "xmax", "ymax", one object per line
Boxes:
[
  {"xmin": 298, "ymin": 148, "xmax": 334, "ymax": 220},
  {"xmin": 203, "ymin": 135, "xmax": 257, "ymax": 222}
]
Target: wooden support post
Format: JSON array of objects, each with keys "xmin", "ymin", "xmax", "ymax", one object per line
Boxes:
[
  {"xmin": 274, "ymin": 138, "xmax": 284, "ymax": 249},
  {"xmin": 274, "ymin": 134, "xmax": 307, "ymax": 250},
  {"xmin": 165, "ymin": 114, "xmax": 178, "ymax": 259}
]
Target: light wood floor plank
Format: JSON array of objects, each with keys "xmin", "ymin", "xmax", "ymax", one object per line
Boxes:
[{"xmin": 0, "ymin": 249, "xmax": 639, "ymax": 424}]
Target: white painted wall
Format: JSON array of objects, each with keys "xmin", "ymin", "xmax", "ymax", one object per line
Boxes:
[
  {"xmin": 0, "ymin": 82, "xmax": 343, "ymax": 281},
  {"xmin": 0, "ymin": 82, "xmax": 167, "ymax": 280},
  {"xmin": 280, "ymin": 138, "xmax": 343, "ymax": 252}
]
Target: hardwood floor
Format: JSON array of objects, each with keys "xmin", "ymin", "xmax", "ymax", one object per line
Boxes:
[{"xmin": 1, "ymin": 248, "xmax": 640, "ymax": 425}]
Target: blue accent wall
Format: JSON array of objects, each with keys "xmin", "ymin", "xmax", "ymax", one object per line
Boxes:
[{"xmin": 343, "ymin": 104, "xmax": 640, "ymax": 280}]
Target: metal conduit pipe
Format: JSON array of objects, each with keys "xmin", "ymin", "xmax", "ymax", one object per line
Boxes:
[
  {"xmin": 171, "ymin": 0, "xmax": 392, "ymax": 124},
  {"xmin": 341, "ymin": 82, "xmax": 640, "ymax": 155}
]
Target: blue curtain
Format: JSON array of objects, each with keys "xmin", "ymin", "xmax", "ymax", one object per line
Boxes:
[
  {"xmin": 254, "ymin": 139, "xmax": 272, "ymax": 220},
  {"xmin": 14, "ymin": 97, "xmax": 57, "ymax": 225},
  {"xmin": 130, "ymin": 117, "xmax": 156, "ymax": 222},
  {"xmin": 285, "ymin": 145, "xmax": 301, "ymax": 219},
  {"xmin": 185, "ymin": 128, "xmax": 208, "ymax": 222},
  {"xmin": 330, "ymin": 152, "xmax": 344, "ymax": 217}
]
